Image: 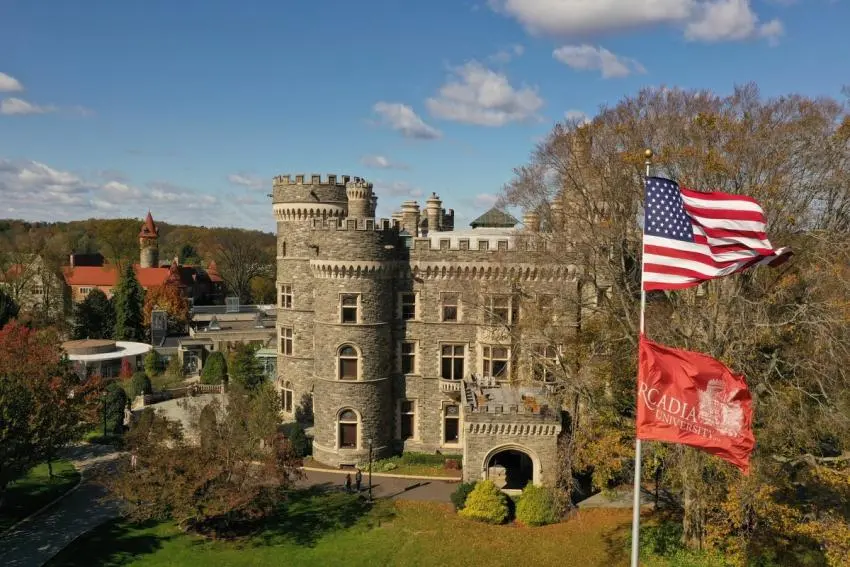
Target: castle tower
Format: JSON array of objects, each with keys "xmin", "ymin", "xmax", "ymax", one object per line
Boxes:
[
  {"xmin": 346, "ymin": 177, "xmax": 374, "ymax": 219},
  {"xmin": 139, "ymin": 211, "xmax": 159, "ymax": 268},
  {"xmin": 425, "ymin": 193, "xmax": 442, "ymax": 234},
  {"xmin": 273, "ymin": 173, "xmax": 397, "ymax": 467},
  {"xmin": 523, "ymin": 210, "xmax": 541, "ymax": 232},
  {"xmin": 400, "ymin": 200, "xmax": 420, "ymax": 236}
]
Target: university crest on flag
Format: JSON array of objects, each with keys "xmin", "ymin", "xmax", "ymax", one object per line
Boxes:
[{"xmin": 636, "ymin": 335, "xmax": 755, "ymax": 473}]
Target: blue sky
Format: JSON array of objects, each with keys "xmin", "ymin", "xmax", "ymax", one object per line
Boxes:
[{"xmin": 1, "ymin": 0, "xmax": 847, "ymax": 232}]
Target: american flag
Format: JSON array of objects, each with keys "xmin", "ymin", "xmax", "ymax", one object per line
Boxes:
[{"xmin": 643, "ymin": 176, "xmax": 792, "ymax": 291}]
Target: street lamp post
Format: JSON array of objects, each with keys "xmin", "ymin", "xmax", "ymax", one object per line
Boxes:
[{"xmin": 367, "ymin": 438, "xmax": 373, "ymax": 502}]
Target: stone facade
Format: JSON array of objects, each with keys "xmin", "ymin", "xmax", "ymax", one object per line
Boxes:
[{"xmin": 273, "ymin": 173, "xmax": 578, "ymax": 484}]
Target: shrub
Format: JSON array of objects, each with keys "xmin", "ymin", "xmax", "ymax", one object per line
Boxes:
[
  {"xmin": 458, "ymin": 480, "xmax": 508, "ymax": 524},
  {"xmin": 119, "ymin": 358, "xmax": 134, "ymax": 380},
  {"xmin": 515, "ymin": 484, "xmax": 557, "ymax": 526},
  {"xmin": 104, "ymin": 381, "xmax": 128, "ymax": 435},
  {"xmin": 144, "ymin": 350, "xmax": 164, "ymax": 376},
  {"xmin": 130, "ymin": 371, "xmax": 152, "ymax": 398},
  {"xmin": 280, "ymin": 422, "xmax": 309, "ymax": 457},
  {"xmin": 451, "ymin": 481, "xmax": 477, "ymax": 511},
  {"xmin": 201, "ymin": 351, "xmax": 227, "ymax": 384}
]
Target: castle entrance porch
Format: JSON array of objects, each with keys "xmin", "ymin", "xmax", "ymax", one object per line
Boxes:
[{"xmin": 486, "ymin": 448, "xmax": 534, "ymax": 490}]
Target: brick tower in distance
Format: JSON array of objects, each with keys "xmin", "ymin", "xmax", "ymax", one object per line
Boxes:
[
  {"xmin": 273, "ymin": 174, "xmax": 397, "ymax": 466},
  {"xmin": 139, "ymin": 211, "xmax": 159, "ymax": 268}
]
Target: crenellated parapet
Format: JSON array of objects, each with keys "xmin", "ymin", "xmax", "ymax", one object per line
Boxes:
[
  {"xmin": 272, "ymin": 173, "xmax": 357, "ymax": 206},
  {"xmin": 407, "ymin": 262, "xmax": 580, "ymax": 282},
  {"xmin": 273, "ymin": 203, "xmax": 347, "ymax": 222},
  {"xmin": 309, "ymin": 259, "xmax": 398, "ymax": 279}
]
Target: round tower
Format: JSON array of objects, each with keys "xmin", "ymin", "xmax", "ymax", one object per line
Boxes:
[
  {"xmin": 400, "ymin": 200, "xmax": 420, "ymax": 236},
  {"xmin": 345, "ymin": 177, "xmax": 374, "ymax": 219},
  {"xmin": 273, "ymin": 173, "xmax": 397, "ymax": 467},
  {"xmin": 139, "ymin": 211, "xmax": 159, "ymax": 268}
]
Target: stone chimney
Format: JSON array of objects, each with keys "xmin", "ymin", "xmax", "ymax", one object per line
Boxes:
[
  {"xmin": 400, "ymin": 200, "xmax": 421, "ymax": 236},
  {"xmin": 550, "ymin": 197, "xmax": 565, "ymax": 231},
  {"xmin": 523, "ymin": 210, "xmax": 540, "ymax": 232},
  {"xmin": 425, "ymin": 193, "xmax": 442, "ymax": 234}
]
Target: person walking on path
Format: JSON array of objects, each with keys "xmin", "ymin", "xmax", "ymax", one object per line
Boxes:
[
  {"xmin": 355, "ymin": 468, "xmax": 363, "ymax": 493},
  {"xmin": 344, "ymin": 473, "xmax": 352, "ymax": 493}
]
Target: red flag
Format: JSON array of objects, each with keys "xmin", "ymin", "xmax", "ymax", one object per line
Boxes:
[{"xmin": 637, "ymin": 335, "xmax": 755, "ymax": 474}]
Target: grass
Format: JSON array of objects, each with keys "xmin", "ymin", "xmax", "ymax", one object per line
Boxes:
[
  {"xmin": 46, "ymin": 489, "xmax": 633, "ymax": 566},
  {"xmin": 0, "ymin": 459, "xmax": 80, "ymax": 532}
]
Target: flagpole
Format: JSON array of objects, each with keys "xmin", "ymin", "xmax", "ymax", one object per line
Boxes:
[{"xmin": 630, "ymin": 148, "xmax": 652, "ymax": 567}]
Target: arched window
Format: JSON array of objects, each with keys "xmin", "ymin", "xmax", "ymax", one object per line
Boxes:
[
  {"xmin": 282, "ymin": 381, "xmax": 293, "ymax": 413},
  {"xmin": 338, "ymin": 345, "xmax": 359, "ymax": 380},
  {"xmin": 338, "ymin": 408, "xmax": 358, "ymax": 448}
]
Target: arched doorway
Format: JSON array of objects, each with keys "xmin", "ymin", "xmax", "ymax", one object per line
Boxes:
[{"xmin": 483, "ymin": 445, "xmax": 539, "ymax": 490}]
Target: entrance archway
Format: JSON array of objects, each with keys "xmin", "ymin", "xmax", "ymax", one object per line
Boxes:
[{"xmin": 482, "ymin": 444, "xmax": 541, "ymax": 490}]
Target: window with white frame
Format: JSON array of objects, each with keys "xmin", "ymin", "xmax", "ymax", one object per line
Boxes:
[
  {"xmin": 400, "ymin": 292, "xmax": 417, "ymax": 320},
  {"xmin": 31, "ymin": 285, "xmax": 44, "ymax": 296},
  {"xmin": 79, "ymin": 287, "xmax": 93, "ymax": 296},
  {"xmin": 482, "ymin": 346, "xmax": 510, "ymax": 380},
  {"xmin": 338, "ymin": 345, "xmax": 359, "ymax": 380},
  {"xmin": 338, "ymin": 409, "xmax": 358, "ymax": 448},
  {"xmin": 281, "ymin": 381, "xmax": 294, "ymax": 412},
  {"xmin": 443, "ymin": 404, "xmax": 460, "ymax": 444},
  {"xmin": 441, "ymin": 293, "xmax": 460, "ymax": 322},
  {"xmin": 280, "ymin": 284, "xmax": 293, "ymax": 309},
  {"xmin": 399, "ymin": 400, "xmax": 415, "ymax": 440},
  {"xmin": 400, "ymin": 341, "xmax": 417, "ymax": 374},
  {"xmin": 340, "ymin": 294, "xmax": 359, "ymax": 324},
  {"xmin": 532, "ymin": 345, "xmax": 558, "ymax": 383},
  {"xmin": 440, "ymin": 344, "xmax": 465, "ymax": 380},
  {"xmin": 280, "ymin": 327, "xmax": 293, "ymax": 356}
]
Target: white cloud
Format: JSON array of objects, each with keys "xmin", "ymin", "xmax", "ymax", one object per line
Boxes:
[
  {"xmin": 685, "ymin": 0, "xmax": 784, "ymax": 43},
  {"xmin": 489, "ymin": 0, "xmax": 784, "ymax": 43},
  {"xmin": 373, "ymin": 180, "xmax": 423, "ymax": 199},
  {"xmin": 227, "ymin": 173, "xmax": 265, "ymax": 189},
  {"xmin": 0, "ymin": 72, "xmax": 23, "ymax": 92},
  {"xmin": 425, "ymin": 61, "xmax": 543, "ymax": 126},
  {"xmin": 488, "ymin": 44, "xmax": 525, "ymax": 64},
  {"xmin": 360, "ymin": 155, "xmax": 410, "ymax": 170},
  {"xmin": 372, "ymin": 102, "xmax": 442, "ymax": 140},
  {"xmin": 100, "ymin": 180, "xmax": 142, "ymax": 199},
  {"xmin": 473, "ymin": 193, "xmax": 499, "ymax": 208},
  {"xmin": 0, "ymin": 97, "xmax": 57, "ymax": 115},
  {"xmin": 564, "ymin": 109, "xmax": 591, "ymax": 124},
  {"xmin": 553, "ymin": 45, "xmax": 646, "ymax": 78}
]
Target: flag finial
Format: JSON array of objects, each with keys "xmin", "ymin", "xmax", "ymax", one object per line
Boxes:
[{"xmin": 644, "ymin": 148, "xmax": 653, "ymax": 159}]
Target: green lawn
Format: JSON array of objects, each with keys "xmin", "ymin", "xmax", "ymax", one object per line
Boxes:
[
  {"xmin": 47, "ymin": 489, "xmax": 634, "ymax": 566},
  {"xmin": 0, "ymin": 460, "xmax": 80, "ymax": 532}
]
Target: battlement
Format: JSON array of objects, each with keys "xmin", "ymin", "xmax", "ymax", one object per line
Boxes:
[
  {"xmin": 273, "ymin": 173, "xmax": 363, "ymax": 187},
  {"xmin": 309, "ymin": 217, "xmax": 400, "ymax": 232}
]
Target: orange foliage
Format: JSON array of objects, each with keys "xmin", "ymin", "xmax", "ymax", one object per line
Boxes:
[{"xmin": 142, "ymin": 281, "xmax": 189, "ymax": 330}]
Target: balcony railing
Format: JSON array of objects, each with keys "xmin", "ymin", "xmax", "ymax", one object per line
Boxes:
[{"xmin": 439, "ymin": 378, "xmax": 462, "ymax": 394}]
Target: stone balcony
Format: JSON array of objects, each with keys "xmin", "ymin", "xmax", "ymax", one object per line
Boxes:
[{"xmin": 439, "ymin": 378, "xmax": 463, "ymax": 397}]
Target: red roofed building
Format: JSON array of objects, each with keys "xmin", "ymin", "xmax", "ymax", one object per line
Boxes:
[{"xmin": 62, "ymin": 213, "xmax": 225, "ymax": 304}]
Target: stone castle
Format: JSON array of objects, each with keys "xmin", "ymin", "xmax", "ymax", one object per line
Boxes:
[{"xmin": 273, "ymin": 174, "xmax": 580, "ymax": 489}]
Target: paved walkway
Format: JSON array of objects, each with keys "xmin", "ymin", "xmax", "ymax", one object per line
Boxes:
[{"xmin": 0, "ymin": 444, "xmax": 123, "ymax": 567}]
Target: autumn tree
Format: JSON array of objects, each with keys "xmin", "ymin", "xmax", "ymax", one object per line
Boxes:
[
  {"xmin": 72, "ymin": 288, "xmax": 115, "ymax": 340},
  {"xmin": 501, "ymin": 85, "xmax": 850, "ymax": 563},
  {"xmin": 113, "ymin": 263, "xmax": 144, "ymax": 341},
  {"xmin": 104, "ymin": 383, "xmax": 301, "ymax": 534},
  {"xmin": 142, "ymin": 281, "xmax": 189, "ymax": 335},
  {"xmin": 210, "ymin": 229, "xmax": 274, "ymax": 303},
  {"xmin": 0, "ymin": 288, "xmax": 19, "ymax": 328}
]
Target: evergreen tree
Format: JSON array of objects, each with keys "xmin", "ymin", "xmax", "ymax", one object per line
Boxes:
[
  {"xmin": 228, "ymin": 342, "xmax": 264, "ymax": 390},
  {"xmin": 113, "ymin": 263, "xmax": 144, "ymax": 341},
  {"xmin": 200, "ymin": 351, "xmax": 227, "ymax": 385},
  {"xmin": 0, "ymin": 288, "xmax": 19, "ymax": 328},
  {"xmin": 72, "ymin": 288, "xmax": 115, "ymax": 339}
]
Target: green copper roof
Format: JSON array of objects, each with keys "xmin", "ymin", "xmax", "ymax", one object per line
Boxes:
[{"xmin": 469, "ymin": 207, "xmax": 519, "ymax": 228}]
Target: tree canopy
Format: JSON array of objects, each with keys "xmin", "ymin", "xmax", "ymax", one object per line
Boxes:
[
  {"xmin": 501, "ymin": 84, "xmax": 850, "ymax": 563},
  {"xmin": 72, "ymin": 288, "xmax": 115, "ymax": 340}
]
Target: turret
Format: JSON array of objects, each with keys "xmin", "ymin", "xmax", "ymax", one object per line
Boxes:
[
  {"xmin": 346, "ymin": 177, "xmax": 374, "ymax": 219},
  {"xmin": 523, "ymin": 210, "xmax": 541, "ymax": 232},
  {"xmin": 139, "ymin": 211, "xmax": 159, "ymax": 268}
]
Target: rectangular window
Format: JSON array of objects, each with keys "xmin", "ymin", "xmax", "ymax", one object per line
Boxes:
[
  {"xmin": 400, "ymin": 342, "xmax": 416, "ymax": 374},
  {"xmin": 79, "ymin": 287, "xmax": 92, "ymax": 296},
  {"xmin": 487, "ymin": 295, "xmax": 511, "ymax": 325},
  {"xmin": 400, "ymin": 400, "xmax": 415, "ymax": 440},
  {"xmin": 482, "ymin": 346, "xmax": 510, "ymax": 380},
  {"xmin": 444, "ymin": 404, "xmax": 460, "ymax": 444},
  {"xmin": 341, "ymin": 294, "xmax": 359, "ymax": 323},
  {"xmin": 533, "ymin": 345, "xmax": 558, "ymax": 382},
  {"xmin": 441, "ymin": 293, "xmax": 459, "ymax": 322},
  {"xmin": 280, "ymin": 284, "xmax": 293, "ymax": 309},
  {"xmin": 282, "ymin": 388, "xmax": 293, "ymax": 412},
  {"xmin": 340, "ymin": 423, "xmax": 357, "ymax": 448},
  {"xmin": 440, "ymin": 344, "xmax": 465, "ymax": 380},
  {"xmin": 31, "ymin": 285, "xmax": 44, "ymax": 296},
  {"xmin": 400, "ymin": 292, "xmax": 417, "ymax": 320},
  {"xmin": 280, "ymin": 327, "xmax": 293, "ymax": 356}
]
